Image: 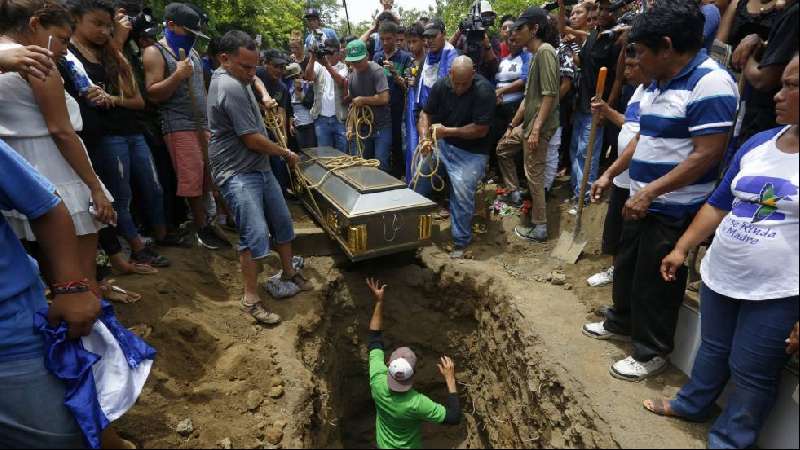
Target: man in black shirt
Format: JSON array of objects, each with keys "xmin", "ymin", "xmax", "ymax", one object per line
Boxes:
[
  {"xmin": 255, "ymin": 49, "xmax": 293, "ymax": 192},
  {"xmin": 568, "ymin": 0, "xmax": 621, "ymax": 206},
  {"xmin": 416, "ymin": 56, "xmax": 496, "ymax": 259}
]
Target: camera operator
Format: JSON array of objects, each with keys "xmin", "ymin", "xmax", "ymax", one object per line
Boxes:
[
  {"xmin": 303, "ymin": 8, "xmax": 338, "ymax": 52},
  {"xmin": 450, "ymin": 0, "xmax": 500, "ymax": 82},
  {"xmin": 304, "ymin": 37, "xmax": 349, "ymax": 153}
]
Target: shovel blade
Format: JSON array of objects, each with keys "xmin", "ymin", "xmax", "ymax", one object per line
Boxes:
[{"xmin": 551, "ymin": 230, "xmax": 587, "ymax": 264}]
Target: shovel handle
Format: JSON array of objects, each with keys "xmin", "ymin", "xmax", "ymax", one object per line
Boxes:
[{"xmin": 574, "ymin": 67, "xmax": 609, "ymax": 235}]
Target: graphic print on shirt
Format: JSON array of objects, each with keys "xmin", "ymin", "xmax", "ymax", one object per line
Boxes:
[{"xmin": 731, "ymin": 176, "xmax": 799, "ymax": 223}]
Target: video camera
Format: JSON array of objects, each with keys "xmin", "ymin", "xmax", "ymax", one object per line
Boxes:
[
  {"xmin": 309, "ymin": 30, "xmax": 332, "ymax": 59},
  {"xmin": 458, "ymin": 1, "xmax": 494, "ymax": 66}
]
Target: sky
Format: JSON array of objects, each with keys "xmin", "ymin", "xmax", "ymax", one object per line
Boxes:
[{"xmin": 340, "ymin": 0, "xmax": 438, "ymax": 24}]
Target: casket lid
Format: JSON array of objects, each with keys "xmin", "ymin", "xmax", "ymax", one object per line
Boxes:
[{"xmin": 299, "ymin": 147, "xmax": 406, "ymax": 193}]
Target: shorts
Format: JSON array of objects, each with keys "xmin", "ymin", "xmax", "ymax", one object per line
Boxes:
[
  {"xmin": 0, "ymin": 357, "xmax": 84, "ymax": 449},
  {"xmin": 219, "ymin": 171, "xmax": 295, "ymax": 259},
  {"xmin": 164, "ymin": 130, "xmax": 209, "ymax": 198},
  {"xmin": 602, "ymin": 185, "xmax": 630, "ymax": 256}
]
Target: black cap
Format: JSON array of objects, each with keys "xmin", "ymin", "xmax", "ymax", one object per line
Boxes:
[
  {"xmin": 164, "ymin": 3, "xmax": 209, "ymax": 39},
  {"xmin": 304, "ymin": 8, "xmax": 321, "ymax": 19},
  {"xmin": 186, "ymin": 3, "xmax": 210, "ymax": 26},
  {"xmin": 512, "ymin": 7, "xmax": 549, "ymax": 31},
  {"xmin": 262, "ymin": 49, "xmax": 289, "ymax": 67},
  {"xmin": 422, "ymin": 18, "xmax": 446, "ymax": 37},
  {"xmin": 130, "ymin": 8, "xmax": 158, "ymax": 40},
  {"xmin": 323, "ymin": 37, "xmax": 341, "ymax": 52}
]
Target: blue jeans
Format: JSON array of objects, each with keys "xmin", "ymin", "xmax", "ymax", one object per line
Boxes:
[
  {"xmin": 670, "ymin": 285, "xmax": 798, "ymax": 449},
  {"xmin": 0, "ymin": 357, "xmax": 83, "ymax": 449},
  {"xmin": 97, "ymin": 135, "xmax": 165, "ymax": 240},
  {"xmin": 219, "ymin": 171, "xmax": 295, "ymax": 260},
  {"xmin": 350, "ymin": 126, "xmax": 392, "ymax": 172},
  {"xmin": 569, "ymin": 111, "xmax": 604, "ymax": 200},
  {"xmin": 413, "ymin": 140, "xmax": 489, "ymax": 249},
  {"xmin": 314, "ymin": 116, "xmax": 347, "ymax": 153}
]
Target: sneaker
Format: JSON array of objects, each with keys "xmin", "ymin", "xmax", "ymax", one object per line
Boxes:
[
  {"xmin": 611, "ymin": 356, "xmax": 668, "ymax": 382},
  {"xmin": 514, "ymin": 224, "xmax": 548, "ymax": 242},
  {"xmin": 240, "ymin": 298, "xmax": 281, "ymax": 325},
  {"xmin": 587, "ymin": 267, "xmax": 614, "ymax": 287},
  {"xmin": 449, "ymin": 247, "xmax": 467, "ymax": 259},
  {"xmin": 292, "ymin": 255, "xmax": 305, "ymax": 271},
  {"xmin": 264, "ymin": 272, "xmax": 308, "ymax": 299},
  {"xmin": 197, "ymin": 225, "xmax": 232, "ymax": 250},
  {"xmin": 582, "ymin": 321, "xmax": 631, "ymax": 341}
]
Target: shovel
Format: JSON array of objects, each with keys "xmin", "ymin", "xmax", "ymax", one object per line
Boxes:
[{"xmin": 552, "ymin": 66, "xmax": 608, "ymax": 264}]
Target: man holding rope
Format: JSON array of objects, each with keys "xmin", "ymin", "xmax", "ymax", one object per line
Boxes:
[
  {"xmin": 344, "ymin": 40, "xmax": 392, "ymax": 172},
  {"xmin": 415, "ymin": 56, "xmax": 496, "ymax": 259},
  {"xmin": 208, "ymin": 31, "xmax": 312, "ymax": 326}
]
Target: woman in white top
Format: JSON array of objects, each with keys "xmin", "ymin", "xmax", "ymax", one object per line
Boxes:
[
  {"xmin": 0, "ymin": 0, "xmax": 114, "ymax": 293},
  {"xmin": 646, "ymin": 55, "xmax": 799, "ymax": 449}
]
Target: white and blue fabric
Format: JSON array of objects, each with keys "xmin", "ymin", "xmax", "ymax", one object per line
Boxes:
[
  {"xmin": 702, "ymin": 126, "xmax": 799, "ymax": 300},
  {"xmin": 495, "ymin": 49, "xmax": 531, "ymax": 104},
  {"xmin": 630, "ymin": 50, "xmax": 739, "ymax": 218},
  {"xmin": 613, "ymin": 84, "xmax": 645, "ymax": 189},
  {"xmin": 35, "ymin": 301, "xmax": 156, "ymax": 449}
]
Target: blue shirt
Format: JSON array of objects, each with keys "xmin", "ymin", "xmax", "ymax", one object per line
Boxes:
[
  {"xmin": 701, "ymin": 4, "xmax": 721, "ymax": 51},
  {"xmin": 630, "ymin": 50, "xmax": 739, "ymax": 218},
  {"xmin": 373, "ymin": 48, "xmax": 413, "ymax": 111},
  {"xmin": 495, "ymin": 49, "xmax": 532, "ymax": 104},
  {"xmin": 0, "ymin": 139, "xmax": 60, "ymax": 361},
  {"xmin": 305, "ymin": 28, "xmax": 338, "ymax": 51}
]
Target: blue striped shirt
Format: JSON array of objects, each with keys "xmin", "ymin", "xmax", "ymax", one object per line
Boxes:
[{"xmin": 630, "ymin": 50, "xmax": 739, "ymax": 218}]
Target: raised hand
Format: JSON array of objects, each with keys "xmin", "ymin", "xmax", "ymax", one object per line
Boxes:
[{"xmin": 366, "ymin": 277, "xmax": 387, "ymax": 303}]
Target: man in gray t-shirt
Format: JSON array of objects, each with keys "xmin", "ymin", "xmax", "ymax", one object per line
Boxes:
[
  {"xmin": 344, "ymin": 40, "xmax": 393, "ymax": 173},
  {"xmin": 207, "ymin": 31, "xmax": 312, "ymax": 327}
]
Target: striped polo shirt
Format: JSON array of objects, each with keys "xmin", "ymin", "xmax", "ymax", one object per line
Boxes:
[{"xmin": 630, "ymin": 50, "xmax": 739, "ymax": 218}]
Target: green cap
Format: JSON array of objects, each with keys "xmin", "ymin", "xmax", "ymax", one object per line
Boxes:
[{"xmin": 345, "ymin": 39, "xmax": 368, "ymax": 62}]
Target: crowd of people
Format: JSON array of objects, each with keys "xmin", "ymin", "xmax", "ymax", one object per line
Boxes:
[{"xmin": 0, "ymin": 0, "xmax": 797, "ymax": 448}]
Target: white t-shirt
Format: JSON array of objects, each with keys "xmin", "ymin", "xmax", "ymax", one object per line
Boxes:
[
  {"xmin": 313, "ymin": 61, "xmax": 348, "ymax": 119},
  {"xmin": 701, "ymin": 126, "xmax": 799, "ymax": 300},
  {"xmin": 614, "ymin": 84, "xmax": 645, "ymax": 189}
]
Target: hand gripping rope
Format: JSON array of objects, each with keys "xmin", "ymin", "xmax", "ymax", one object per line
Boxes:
[
  {"xmin": 345, "ymin": 105, "xmax": 374, "ymax": 158},
  {"xmin": 410, "ymin": 124, "xmax": 446, "ymax": 193}
]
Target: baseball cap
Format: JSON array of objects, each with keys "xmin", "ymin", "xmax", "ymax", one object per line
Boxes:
[
  {"xmin": 387, "ymin": 347, "xmax": 417, "ymax": 392},
  {"xmin": 164, "ymin": 3, "xmax": 209, "ymax": 39},
  {"xmin": 512, "ymin": 7, "xmax": 550, "ymax": 31},
  {"xmin": 262, "ymin": 49, "xmax": 289, "ymax": 67},
  {"xmin": 304, "ymin": 8, "xmax": 321, "ymax": 19},
  {"xmin": 344, "ymin": 39, "xmax": 368, "ymax": 62},
  {"xmin": 422, "ymin": 18, "xmax": 446, "ymax": 37},
  {"xmin": 285, "ymin": 62, "xmax": 302, "ymax": 79}
]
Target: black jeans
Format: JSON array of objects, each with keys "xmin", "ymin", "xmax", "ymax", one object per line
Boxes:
[{"xmin": 604, "ymin": 213, "xmax": 693, "ymax": 362}]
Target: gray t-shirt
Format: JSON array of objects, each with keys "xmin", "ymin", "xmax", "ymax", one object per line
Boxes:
[
  {"xmin": 347, "ymin": 61, "xmax": 391, "ymax": 132},
  {"xmin": 207, "ymin": 68, "xmax": 271, "ymax": 187}
]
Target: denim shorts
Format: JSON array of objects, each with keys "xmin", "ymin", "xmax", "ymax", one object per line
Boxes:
[
  {"xmin": 220, "ymin": 171, "xmax": 295, "ymax": 259},
  {"xmin": 0, "ymin": 358, "xmax": 84, "ymax": 449}
]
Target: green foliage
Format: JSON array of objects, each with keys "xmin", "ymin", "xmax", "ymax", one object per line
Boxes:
[{"xmin": 143, "ymin": 0, "xmax": 545, "ymax": 50}]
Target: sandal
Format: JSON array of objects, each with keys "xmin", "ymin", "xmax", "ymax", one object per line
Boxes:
[
  {"xmin": 102, "ymin": 284, "xmax": 142, "ymax": 304},
  {"xmin": 131, "ymin": 248, "xmax": 171, "ymax": 268},
  {"xmin": 241, "ymin": 299, "xmax": 281, "ymax": 325},
  {"xmin": 643, "ymin": 399, "xmax": 683, "ymax": 419}
]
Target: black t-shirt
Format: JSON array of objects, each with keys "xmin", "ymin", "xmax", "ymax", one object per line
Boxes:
[
  {"xmin": 739, "ymin": 2, "xmax": 798, "ymax": 144},
  {"xmin": 576, "ymin": 30, "xmax": 621, "ymax": 114},
  {"xmin": 423, "ymin": 74, "xmax": 496, "ymax": 154},
  {"xmin": 58, "ymin": 45, "xmax": 143, "ymax": 145},
  {"xmin": 255, "ymin": 67, "xmax": 292, "ymax": 115}
]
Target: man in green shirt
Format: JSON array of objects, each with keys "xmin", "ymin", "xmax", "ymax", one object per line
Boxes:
[
  {"xmin": 365, "ymin": 278, "xmax": 462, "ymax": 449},
  {"xmin": 496, "ymin": 7, "xmax": 560, "ymax": 242}
]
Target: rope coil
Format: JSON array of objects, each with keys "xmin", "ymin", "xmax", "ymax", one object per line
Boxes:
[
  {"xmin": 345, "ymin": 105, "xmax": 374, "ymax": 158},
  {"xmin": 410, "ymin": 125, "xmax": 446, "ymax": 192}
]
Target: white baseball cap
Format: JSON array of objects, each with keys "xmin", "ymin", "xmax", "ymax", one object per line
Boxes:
[{"xmin": 387, "ymin": 347, "xmax": 417, "ymax": 392}]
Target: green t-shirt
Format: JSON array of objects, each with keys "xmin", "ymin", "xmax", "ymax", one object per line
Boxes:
[
  {"xmin": 523, "ymin": 42, "xmax": 561, "ymax": 138},
  {"xmin": 369, "ymin": 348, "xmax": 446, "ymax": 449}
]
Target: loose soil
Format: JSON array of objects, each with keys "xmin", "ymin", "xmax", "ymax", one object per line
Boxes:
[{"xmin": 113, "ymin": 178, "xmax": 709, "ymax": 449}]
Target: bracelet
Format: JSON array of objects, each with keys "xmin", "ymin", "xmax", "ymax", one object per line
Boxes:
[{"xmin": 51, "ymin": 279, "xmax": 91, "ymax": 295}]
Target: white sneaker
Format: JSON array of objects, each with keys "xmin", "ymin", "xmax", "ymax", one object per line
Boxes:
[
  {"xmin": 587, "ymin": 267, "xmax": 614, "ymax": 287},
  {"xmin": 611, "ymin": 356, "xmax": 668, "ymax": 382},
  {"xmin": 582, "ymin": 321, "xmax": 630, "ymax": 341}
]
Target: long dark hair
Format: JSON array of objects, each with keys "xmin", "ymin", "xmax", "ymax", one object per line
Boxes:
[
  {"xmin": 66, "ymin": 0, "xmax": 137, "ymax": 98},
  {"xmin": 0, "ymin": 0, "xmax": 73, "ymax": 34}
]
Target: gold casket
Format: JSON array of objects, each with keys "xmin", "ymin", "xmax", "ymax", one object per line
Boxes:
[{"xmin": 293, "ymin": 147, "xmax": 438, "ymax": 261}]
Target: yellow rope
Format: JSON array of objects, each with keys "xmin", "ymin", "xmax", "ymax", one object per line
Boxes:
[
  {"xmin": 410, "ymin": 125, "xmax": 446, "ymax": 192},
  {"xmin": 264, "ymin": 107, "xmax": 287, "ymax": 148},
  {"xmin": 345, "ymin": 105, "xmax": 374, "ymax": 158}
]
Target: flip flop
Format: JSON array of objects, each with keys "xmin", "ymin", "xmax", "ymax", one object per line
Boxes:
[{"xmin": 643, "ymin": 399, "xmax": 682, "ymax": 418}]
